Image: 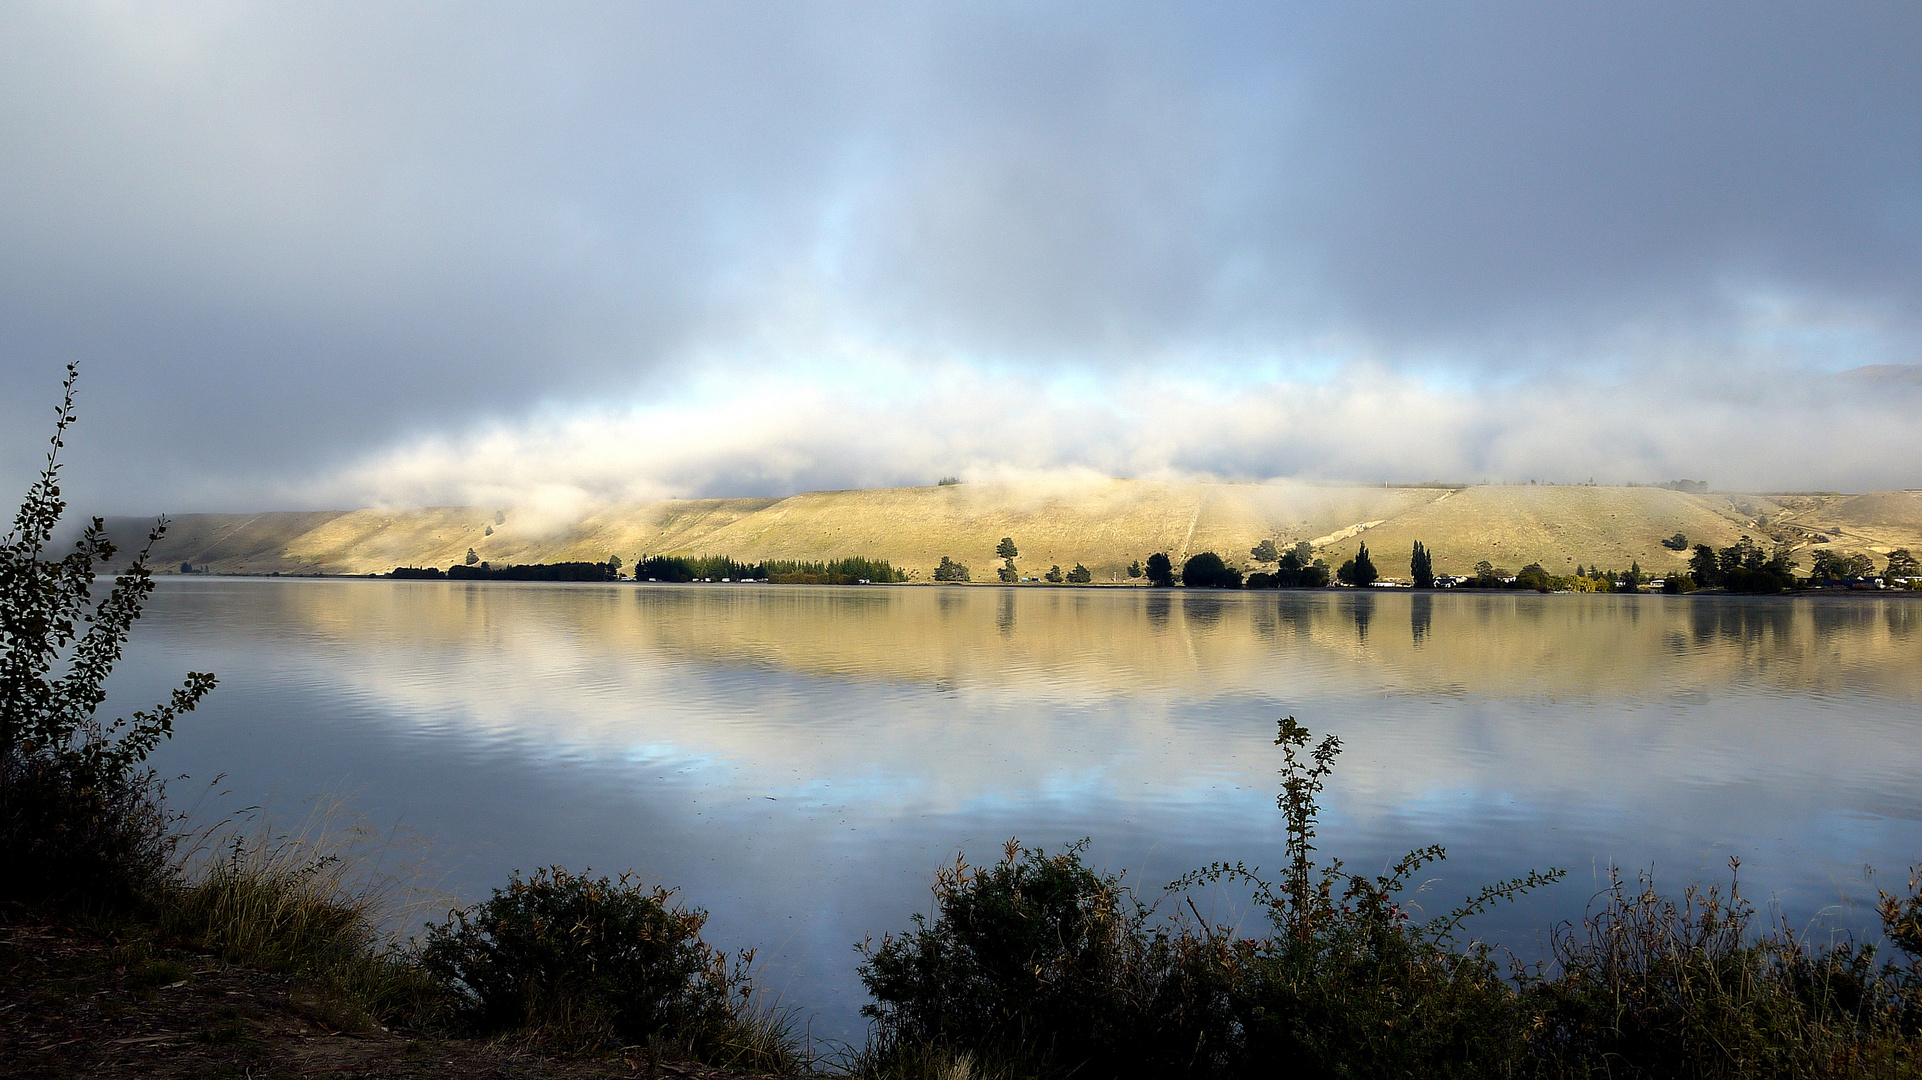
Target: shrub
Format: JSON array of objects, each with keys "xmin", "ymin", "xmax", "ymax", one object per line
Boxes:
[
  {"xmin": 933, "ymin": 556, "xmax": 970, "ymax": 582},
  {"xmin": 421, "ymin": 867, "xmax": 744, "ymax": 1052},
  {"xmin": 858, "ymin": 841, "xmax": 1237, "ymax": 1078},
  {"xmin": 1, "ymin": 365, "xmax": 216, "ymax": 907}
]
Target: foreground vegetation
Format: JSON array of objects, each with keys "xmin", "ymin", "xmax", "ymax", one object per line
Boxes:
[{"xmin": 10, "ymin": 369, "xmax": 1922, "ymax": 1078}]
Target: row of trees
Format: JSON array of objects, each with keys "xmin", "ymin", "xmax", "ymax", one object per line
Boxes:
[
  {"xmin": 933, "ymin": 533, "xmax": 1914, "ymax": 593},
  {"xmin": 633, "ymin": 554, "xmax": 906, "ymax": 584}
]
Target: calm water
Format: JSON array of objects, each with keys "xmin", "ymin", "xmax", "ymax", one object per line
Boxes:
[{"xmin": 115, "ymin": 579, "xmax": 1922, "ymax": 1042}]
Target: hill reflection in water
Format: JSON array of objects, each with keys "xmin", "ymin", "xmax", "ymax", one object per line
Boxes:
[{"xmin": 124, "ymin": 580, "xmax": 1922, "ymax": 1041}]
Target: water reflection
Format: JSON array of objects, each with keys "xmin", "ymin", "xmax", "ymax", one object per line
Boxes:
[{"xmin": 118, "ymin": 580, "xmax": 1922, "ymax": 1042}]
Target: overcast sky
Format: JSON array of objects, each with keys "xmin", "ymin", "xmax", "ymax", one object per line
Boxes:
[{"xmin": 2, "ymin": 1, "xmax": 1918, "ymax": 513}]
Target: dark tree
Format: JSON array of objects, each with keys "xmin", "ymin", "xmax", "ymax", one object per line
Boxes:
[
  {"xmin": 934, "ymin": 556, "xmax": 970, "ymax": 582},
  {"xmin": 1044, "ymin": 565, "xmax": 1064, "ymax": 583},
  {"xmin": 998, "ymin": 560, "xmax": 1018, "ymax": 583},
  {"xmin": 1689, "ymin": 544, "xmax": 1722, "ymax": 587},
  {"xmin": 1067, "ymin": 564, "xmax": 1092, "ymax": 584},
  {"xmin": 1145, "ymin": 552, "xmax": 1175, "ymax": 587},
  {"xmin": 1127, "ymin": 559, "xmax": 1142, "ymax": 579},
  {"xmin": 996, "ymin": 537, "xmax": 1019, "ymax": 560},
  {"xmin": 1662, "ymin": 532, "xmax": 1689, "ymax": 551},
  {"xmin": 1886, "ymin": 549, "xmax": 1919, "ymax": 580},
  {"xmin": 1250, "ymin": 539, "xmax": 1280, "ymax": 564},
  {"xmin": 1620, "ymin": 561, "xmax": 1643, "ymax": 592},
  {"xmin": 465, "ymin": 548, "xmax": 480, "ymax": 566},
  {"xmin": 1181, "ymin": 552, "xmax": 1241, "ymax": 588},
  {"xmin": 1337, "ymin": 542, "xmax": 1378, "ymax": 587},
  {"xmin": 1410, "ymin": 541, "xmax": 1435, "ymax": 589},
  {"xmin": 1516, "ymin": 563, "xmax": 1551, "ymax": 593}
]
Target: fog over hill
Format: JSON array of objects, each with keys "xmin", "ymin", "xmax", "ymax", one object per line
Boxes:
[{"xmin": 105, "ymin": 479, "xmax": 1922, "ymax": 582}]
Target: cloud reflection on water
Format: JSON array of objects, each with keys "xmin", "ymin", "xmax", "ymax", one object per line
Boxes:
[{"xmin": 125, "ymin": 580, "xmax": 1922, "ymax": 1041}]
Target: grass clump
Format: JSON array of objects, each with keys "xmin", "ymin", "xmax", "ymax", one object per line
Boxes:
[
  {"xmin": 154, "ymin": 806, "xmax": 451, "ymax": 1032},
  {"xmin": 421, "ymin": 865, "xmax": 805, "ymax": 1070},
  {"xmin": 1525, "ymin": 864, "xmax": 1922, "ymax": 1078}
]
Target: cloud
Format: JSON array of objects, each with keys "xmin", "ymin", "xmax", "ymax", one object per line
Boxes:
[
  {"xmin": 195, "ymin": 345, "xmax": 1920, "ymax": 513},
  {"xmin": 0, "ymin": 2, "xmax": 1917, "ymax": 510}
]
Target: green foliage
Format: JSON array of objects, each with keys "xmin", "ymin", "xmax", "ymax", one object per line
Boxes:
[
  {"xmin": 1411, "ymin": 540, "xmax": 1436, "ymax": 589},
  {"xmin": 1516, "ymin": 562, "xmax": 1553, "ymax": 592},
  {"xmin": 937, "ymin": 476, "xmax": 961, "ymax": 486},
  {"xmin": 997, "ymin": 559, "xmax": 1018, "ymax": 583},
  {"xmin": 464, "ymin": 548, "xmax": 479, "ymax": 565},
  {"xmin": 1145, "ymin": 552, "xmax": 1175, "ymax": 587},
  {"xmin": 1127, "ymin": 559, "xmax": 1143, "ymax": 579},
  {"xmin": 1335, "ymin": 542, "xmax": 1378, "ymax": 587},
  {"xmin": 996, "ymin": 537, "xmax": 1019, "ymax": 560},
  {"xmin": 1, "ymin": 365, "xmax": 216, "ymax": 906},
  {"xmin": 1043, "ymin": 565, "xmax": 1063, "ymax": 583},
  {"xmin": 421, "ymin": 867, "xmax": 744, "ymax": 1052},
  {"xmin": 933, "ymin": 557, "xmax": 971, "ymax": 582},
  {"xmin": 1067, "ymin": 563, "xmax": 1092, "ymax": 584},
  {"xmin": 1663, "ymin": 532, "xmax": 1690, "ymax": 551},
  {"xmin": 1249, "ymin": 539, "xmax": 1279, "ymax": 564},
  {"xmin": 1663, "ymin": 572, "xmax": 1697, "ymax": 594},
  {"xmin": 1180, "ymin": 551, "xmax": 1242, "ymax": 588}
]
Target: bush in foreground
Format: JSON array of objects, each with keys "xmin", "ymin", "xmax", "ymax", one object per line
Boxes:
[
  {"xmin": 421, "ymin": 867, "xmax": 798, "ymax": 1067},
  {"xmin": 859, "ymin": 719, "xmax": 1922, "ymax": 1079},
  {"xmin": 860, "ymin": 718, "xmax": 1561, "ymax": 1079}
]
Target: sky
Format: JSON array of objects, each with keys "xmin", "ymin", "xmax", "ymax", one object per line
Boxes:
[{"xmin": 1, "ymin": 1, "xmax": 1918, "ymax": 514}]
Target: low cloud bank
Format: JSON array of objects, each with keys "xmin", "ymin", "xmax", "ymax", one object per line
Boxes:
[{"xmin": 215, "ymin": 356, "xmax": 1922, "ymax": 513}]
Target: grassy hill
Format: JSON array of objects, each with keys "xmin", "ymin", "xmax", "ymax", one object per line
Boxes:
[{"xmin": 101, "ymin": 480, "xmax": 1922, "ymax": 581}]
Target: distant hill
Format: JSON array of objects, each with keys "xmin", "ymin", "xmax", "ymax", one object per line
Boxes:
[{"xmin": 101, "ymin": 479, "xmax": 1922, "ymax": 581}]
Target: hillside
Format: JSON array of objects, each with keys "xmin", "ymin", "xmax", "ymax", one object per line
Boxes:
[{"xmin": 101, "ymin": 480, "xmax": 1922, "ymax": 582}]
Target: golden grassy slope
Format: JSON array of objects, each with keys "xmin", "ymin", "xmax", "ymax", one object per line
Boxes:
[
  {"xmin": 1311, "ymin": 485, "xmax": 1760, "ymax": 577},
  {"xmin": 102, "ymin": 480, "xmax": 1922, "ymax": 580}
]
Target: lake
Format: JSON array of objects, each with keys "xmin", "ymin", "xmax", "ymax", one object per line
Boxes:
[{"xmin": 117, "ymin": 579, "xmax": 1922, "ymax": 1044}]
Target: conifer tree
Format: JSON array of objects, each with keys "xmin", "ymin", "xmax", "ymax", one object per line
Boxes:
[{"xmin": 1410, "ymin": 541, "xmax": 1435, "ymax": 589}]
